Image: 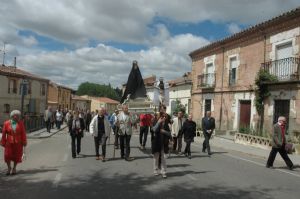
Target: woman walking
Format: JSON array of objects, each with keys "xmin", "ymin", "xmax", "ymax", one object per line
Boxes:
[
  {"xmin": 70, "ymin": 111, "xmax": 85, "ymax": 158},
  {"xmin": 152, "ymin": 112, "xmax": 171, "ymax": 178},
  {"xmin": 182, "ymin": 114, "xmax": 196, "ymax": 159},
  {"xmin": 1, "ymin": 110, "xmax": 27, "ymax": 175}
]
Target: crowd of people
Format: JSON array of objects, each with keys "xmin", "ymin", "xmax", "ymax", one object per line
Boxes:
[{"xmin": 1, "ymin": 105, "xmax": 294, "ymax": 178}]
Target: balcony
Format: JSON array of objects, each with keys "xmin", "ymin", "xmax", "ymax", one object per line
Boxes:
[
  {"xmin": 262, "ymin": 57, "xmax": 300, "ymax": 82},
  {"xmin": 197, "ymin": 73, "xmax": 216, "ymax": 88}
]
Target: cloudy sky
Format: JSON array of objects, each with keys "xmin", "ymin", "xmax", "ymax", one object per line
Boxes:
[{"xmin": 0, "ymin": 0, "xmax": 299, "ymax": 89}]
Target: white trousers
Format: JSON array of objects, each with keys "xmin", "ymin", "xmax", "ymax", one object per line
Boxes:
[{"xmin": 153, "ymin": 150, "xmax": 167, "ymax": 174}]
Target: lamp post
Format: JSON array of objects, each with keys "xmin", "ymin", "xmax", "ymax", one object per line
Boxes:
[{"xmin": 20, "ymin": 79, "xmax": 28, "ymax": 118}]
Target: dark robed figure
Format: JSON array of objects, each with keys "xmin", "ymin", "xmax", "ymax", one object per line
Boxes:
[{"xmin": 120, "ymin": 61, "xmax": 147, "ymax": 103}]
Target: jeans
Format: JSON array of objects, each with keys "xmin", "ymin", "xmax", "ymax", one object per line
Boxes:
[
  {"xmin": 173, "ymin": 136, "xmax": 183, "ymax": 152},
  {"xmin": 202, "ymin": 132, "xmax": 212, "ymax": 154},
  {"xmin": 154, "ymin": 150, "xmax": 166, "ymax": 174},
  {"xmin": 71, "ymin": 134, "xmax": 81, "ymax": 158}
]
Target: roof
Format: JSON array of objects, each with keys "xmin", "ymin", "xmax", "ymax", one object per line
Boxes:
[
  {"xmin": 49, "ymin": 81, "xmax": 75, "ymax": 91},
  {"xmin": 96, "ymin": 97, "xmax": 119, "ymax": 104},
  {"xmin": 0, "ymin": 65, "xmax": 49, "ymax": 82},
  {"xmin": 72, "ymin": 95, "xmax": 91, "ymax": 101},
  {"xmin": 189, "ymin": 7, "xmax": 300, "ymax": 58},
  {"xmin": 168, "ymin": 72, "xmax": 192, "ymax": 87},
  {"xmin": 81, "ymin": 95, "xmax": 119, "ymax": 104}
]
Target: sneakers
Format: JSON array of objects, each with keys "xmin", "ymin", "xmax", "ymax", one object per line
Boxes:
[{"xmin": 162, "ymin": 173, "xmax": 167, "ymax": 178}]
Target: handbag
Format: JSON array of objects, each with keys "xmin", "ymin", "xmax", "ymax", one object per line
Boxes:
[{"xmin": 285, "ymin": 143, "xmax": 293, "ymax": 154}]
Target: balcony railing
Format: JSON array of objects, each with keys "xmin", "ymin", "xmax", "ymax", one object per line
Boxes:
[
  {"xmin": 197, "ymin": 73, "xmax": 216, "ymax": 88},
  {"xmin": 262, "ymin": 57, "xmax": 300, "ymax": 81}
]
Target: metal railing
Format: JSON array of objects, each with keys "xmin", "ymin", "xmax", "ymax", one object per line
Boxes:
[
  {"xmin": 24, "ymin": 114, "xmax": 45, "ymax": 132},
  {"xmin": 262, "ymin": 57, "xmax": 300, "ymax": 81},
  {"xmin": 197, "ymin": 73, "xmax": 216, "ymax": 88}
]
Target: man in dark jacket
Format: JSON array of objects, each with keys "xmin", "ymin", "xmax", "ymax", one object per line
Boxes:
[
  {"xmin": 182, "ymin": 114, "xmax": 196, "ymax": 159},
  {"xmin": 202, "ymin": 111, "xmax": 215, "ymax": 156},
  {"xmin": 85, "ymin": 110, "xmax": 92, "ymax": 132},
  {"xmin": 266, "ymin": 116, "xmax": 294, "ymax": 170},
  {"xmin": 70, "ymin": 111, "xmax": 85, "ymax": 158}
]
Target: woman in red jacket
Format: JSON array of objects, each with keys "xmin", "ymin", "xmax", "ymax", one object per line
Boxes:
[{"xmin": 1, "ymin": 110, "xmax": 27, "ymax": 175}]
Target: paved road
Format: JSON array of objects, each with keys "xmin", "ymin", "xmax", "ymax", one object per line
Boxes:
[{"xmin": 1, "ymin": 128, "xmax": 300, "ymax": 199}]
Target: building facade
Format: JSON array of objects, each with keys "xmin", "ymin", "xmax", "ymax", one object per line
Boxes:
[
  {"xmin": 0, "ymin": 65, "xmax": 49, "ymax": 130},
  {"xmin": 190, "ymin": 7, "xmax": 300, "ymax": 135},
  {"xmin": 80, "ymin": 96, "xmax": 119, "ymax": 114},
  {"xmin": 47, "ymin": 82, "xmax": 74, "ymax": 111},
  {"xmin": 71, "ymin": 95, "xmax": 91, "ymax": 111}
]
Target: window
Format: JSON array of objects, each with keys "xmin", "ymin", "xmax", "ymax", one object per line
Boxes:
[
  {"xmin": 205, "ymin": 63, "xmax": 214, "ymax": 86},
  {"xmin": 8, "ymin": 79, "xmax": 17, "ymax": 94},
  {"xmin": 41, "ymin": 83, "xmax": 46, "ymax": 96},
  {"xmin": 4, "ymin": 104, "xmax": 10, "ymax": 113},
  {"xmin": 229, "ymin": 57, "xmax": 238, "ymax": 85},
  {"xmin": 204, "ymin": 99, "xmax": 212, "ymax": 116}
]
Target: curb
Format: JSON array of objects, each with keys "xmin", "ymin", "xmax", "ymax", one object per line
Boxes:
[{"xmin": 28, "ymin": 125, "xmax": 67, "ymax": 139}]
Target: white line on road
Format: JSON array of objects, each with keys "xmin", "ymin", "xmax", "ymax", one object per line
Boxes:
[
  {"xmin": 53, "ymin": 173, "xmax": 62, "ymax": 188},
  {"xmin": 225, "ymin": 153, "xmax": 300, "ymax": 178}
]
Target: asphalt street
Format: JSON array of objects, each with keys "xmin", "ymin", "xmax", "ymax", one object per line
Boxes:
[{"xmin": 1, "ymin": 128, "xmax": 300, "ymax": 199}]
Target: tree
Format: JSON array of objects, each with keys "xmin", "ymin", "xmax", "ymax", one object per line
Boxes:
[{"xmin": 76, "ymin": 82, "xmax": 121, "ymax": 101}]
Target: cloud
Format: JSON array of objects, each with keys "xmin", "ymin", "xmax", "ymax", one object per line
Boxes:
[
  {"xmin": 16, "ymin": 33, "xmax": 209, "ymax": 89},
  {"xmin": 0, "ymin": 0, "xmax": 299, "ymax": 46},
  {"xmin": 227, "ymin": 23, "xmax": 242, "ymax": 34}
]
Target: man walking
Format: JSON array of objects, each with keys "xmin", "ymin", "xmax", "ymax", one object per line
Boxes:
[
  {"xmin": 110, "ymin": 110, "xmax": 119, "ymax": 149},
  {"xmin": 172, "ymin": 111, "xmax": 185, "ymax": 154},
  {"xmin": 202, "ymin": 111, "xmax": 215, "ymax": 156},
  {"xmin": 85, "ymin": 110, "xmax": 92, "ymax": 132},
  {"xmin": 117, "ymin": 105, "xmax": 134, "ymax": 161},
  {"xmin": 90, "ymin": 108, "xmax": 111, "ymax": 162},
  {"xmin": 44, "ymin": 106, "xmax": 52, "ymax": 133},
  {"xmin": 139, "ymin": 113, "xmax": 152, "ymax": 150},
  {"xmin": 266, "ymin": 116, "xmax": 294, "ymax": 170}
]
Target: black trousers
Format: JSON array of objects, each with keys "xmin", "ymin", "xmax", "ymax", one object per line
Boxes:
[
  {"xmin": 45, "ymin": 119, "xmax": 51, "ymax": 132},
  {"xmin": 184, "ymin": 140, "xmax": 192, "ymax": 155},
  {"xmin": 202, "ymin": 133, "xmax": 212, "ymax": 154},
  {"xmin": 94, "ymin": 133, "xmax": 107, "ymax": 157},
  {"xmin": 86, "ymin": 121, "xmax": 90, "ymax": 131},
  {"xmin": 113, "ymin": 126, "xmax": 119, "ymax": 147},
  {"xmin": 267, "ymin": 145, "xmax": 294, "ymax": 168},
  {"xmin": 120, "ymin": 134, "xmax": 131, "ymax": 158},
  {"xmin": 139, "ymin": 126, "xmax": 149, "ymax": 146},
  {"xmin": 71, "ymin": 134, "xmax": 82, "ymax": 158},
  {"xmin": 173, "ymin": 136, "xmax": 183, "ymax": 152}
]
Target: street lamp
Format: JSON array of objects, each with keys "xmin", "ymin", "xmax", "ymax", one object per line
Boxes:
[{"xmin": 20, "ymin": 79, "xmax": 28, "ymax": 118}]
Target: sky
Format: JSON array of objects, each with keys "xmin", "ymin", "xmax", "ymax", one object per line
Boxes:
[{"xmin": 0, "ymin": 0, "xmax": 300, "ymax": 89}]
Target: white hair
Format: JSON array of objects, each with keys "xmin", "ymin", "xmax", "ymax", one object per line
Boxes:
[
  {"xmin": 278, "ymin": 116, "xmax": 286, "ymax": 122},
  {"xmin": 10, "ymin": 110, "xmax": 21, "ymax": 118}
]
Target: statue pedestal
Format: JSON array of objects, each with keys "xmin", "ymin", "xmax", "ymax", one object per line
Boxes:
[{"xmin": 126, "ymin": 97, "xmax": 154, "ymax": 114}]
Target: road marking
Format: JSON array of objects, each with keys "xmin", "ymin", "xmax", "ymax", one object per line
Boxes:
[
  {"xmin": 62, "ymin": 153, "xmax": 68, "ymax": 162},
  {"xmin": 225, "ymin": 153, "xmax": 300, "ymax": 178},
  {"xmin": 53, "ymin": 173, "xmax": 62, "ymax": 187},
  {"xmin": 174, "ymin": 167, "xmax": 197, "ymax": 181}
]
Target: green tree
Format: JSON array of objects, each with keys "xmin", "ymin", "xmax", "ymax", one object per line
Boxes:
[{"xmin": 76, "ymin": 82, "xmax": 121, "ymax": 101}]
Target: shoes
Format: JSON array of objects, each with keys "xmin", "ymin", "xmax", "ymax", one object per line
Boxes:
[
  {"xmin": 154, "ymin": 170, "xmax": 159, "ymax": 176},
  {"xmin": 266, "ymin": 165, "xmax": 274, "ymax": 169},
  {"xmin": 96, "ymin": 156, "xmax": 100, "ymax": 160},
  {"xmin": 202, "ymin": 149, "xmax": 205, "ymax": 153},
  {"xmin": 162, "ymin": 173, "xmax": 167, "ymax": 178},
  {"xmin": 188, "ymin": 155, "xmax": 191, "ymax": 159},
  {"xmin": 102, "ymin": 157, "xmax": 107, "ymax": 162},
  {"xmin": 288, "ymin": 165, "xmax": 294, "ymax": 170},
  {"xmin": 125, "ymin": 157, "xmax": 134, "ymax": 161},
  {"xmin": 6, "ymin": 168, "xmax": 11, "ymax": 176},
  {"xmin": 208, "ymin": 152, "xmax": 212, "ymax": 156},
  {"xmin": 11, "ymin": 168, "xmax": 17, "ymax": 175}
]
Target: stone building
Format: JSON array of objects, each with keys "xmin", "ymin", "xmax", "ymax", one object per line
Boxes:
[
  {"xmin": 47, "ymin": 82, "xmax": 74, "ymax": 111},
  {"xmin": 80, "ymin": 96, "xmax": 119, "ymax": 114},
  {"xmin": 71, "ymin": 95, "xmax": 91, "ymax": 111},
  {"xmin": 0, "ymin": 65, "xmax": 49, "ymax": 130},
  {"xmin": 189, "ymin": 7, "xmax": 300, "ymax": 135}
]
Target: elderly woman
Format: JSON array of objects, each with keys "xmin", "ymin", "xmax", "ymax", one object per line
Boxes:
[{"xmin": 1, "ymin": 110, "xmax": 27, "ymax": 175}]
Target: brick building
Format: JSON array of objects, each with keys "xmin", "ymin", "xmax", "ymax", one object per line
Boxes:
[
  {"xmin": 190, "ymin": 7, "xmax": 300, "ymax": 135},
  {"xmin": 47, "ymin": 82, "xmax": 74, "ymax": 111}
]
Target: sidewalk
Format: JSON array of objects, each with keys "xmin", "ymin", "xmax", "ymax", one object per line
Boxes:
[
  {"xmin": 194, "ymin": 135, "xmax": 300, "ymax": 166},
  {"xmin": 26, "ymin": 124, "xmax": 67, "ymax": 139}
]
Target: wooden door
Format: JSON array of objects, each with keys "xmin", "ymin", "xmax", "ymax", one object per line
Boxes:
[{"xmin": 239, "ymin": 101, "xmax": 251, "ymax": 128}]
